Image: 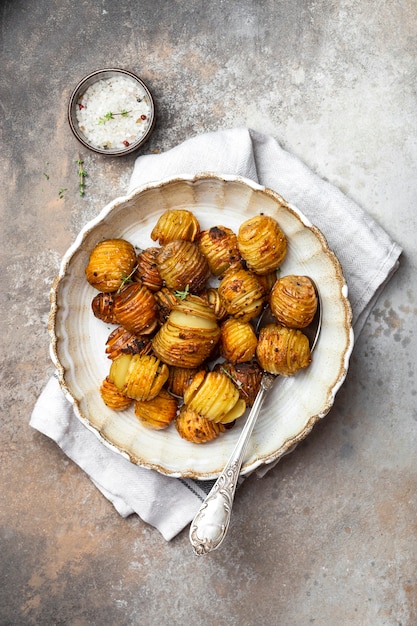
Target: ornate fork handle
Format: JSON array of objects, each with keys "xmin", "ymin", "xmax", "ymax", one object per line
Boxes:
[{"xmin": 189, "ymin": 372, "xmax": 276, "ymax": 555}]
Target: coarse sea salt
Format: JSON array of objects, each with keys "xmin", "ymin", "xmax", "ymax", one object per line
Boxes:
[{"xmin": 76, "ymin": 76, "xmax": 152, "ymax": 151}]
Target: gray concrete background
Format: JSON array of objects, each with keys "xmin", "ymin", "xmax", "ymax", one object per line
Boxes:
[{"xmin": 1, "ymin": 1, "xmax": 416, "ymax": 624}]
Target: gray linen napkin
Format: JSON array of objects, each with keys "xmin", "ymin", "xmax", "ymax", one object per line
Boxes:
[{"xmin": 30, "ymin": 128, "xmax": 402, "ymax": 541}]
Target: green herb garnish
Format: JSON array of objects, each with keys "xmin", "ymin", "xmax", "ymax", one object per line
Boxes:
[
  {"xmin": 98, "ymin": 110, "xmax": 131, "ymax": 124},
  {"xmin": 76, "ymin": 155, "xmax": 87, "ymax": 197},
  {"xmin": 58, "ymin": 188, "xmax": 67, "ymax": 199},
  {"xmin": 117, "ymin": 265, "xmax": 138, "ymax": 293},
  {"xmin": 174, "ymin": 284, "xmax": 190, "ymax": 300}
]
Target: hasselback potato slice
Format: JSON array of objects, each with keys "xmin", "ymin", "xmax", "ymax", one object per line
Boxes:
[
  {"xmin": 134, "ymin": 247, "xmax": 163, "ymax": 292},
  {"xmin": 113, "ymin": 282, "xmax": 158, "ymax": 335},
  {"xmin": 105, "ymin": 326, "xmax": 152, "ymax": 360},
  {"xmin": 183, "ymin": 371, "xmax": 245, "ymax": 424},
  {"xmin": 237, "ymin": 215, "xmax": 287, "ymax": 274},
  {"xmin": 198, "ymin": 225, "xmax": 242, "ymax": 276},
  {"xmin": 85, "ymin": 238, "xmax": 137, "ymax": 292},
  {"xmin": 134, "ymin": 389, "xmax": 178, "ymax": 430},
  {"xmin": 256, "ymin": 323, "xmax": 311, "ymax": 376},
  {"xmin": 156, "ymin": 240, "xmax": 209, "ymax": 294},
  {"xmin": 154, "ymin": 287, "xmax": 178, "ymax": 323},
  {"xmin": 203, "ymin": 287, "xmax": 229, "ymax": 321},
  {"xmin": 215, "ymin": 361, "xmax": 263, "ymax": 407},
  {"xmin": 123, "ymin": 354, "xmax": 169, "ymax": 401},
  {"xmin": 270, "ymin": 275, "xmax": 318, "ymax": 328},
  {"xmin": 152, "ymin": 295, "xmax": 220, "ymax": 368},
  {"xmin": 218, "ymin": 268, "xmax": 264, "ymax": 322},
  {"xmin": 166, "ymin": 366, "xmax": 205, "ymax": 398},
  {"xmin": 100, "ymin": 377, "xmax": 132, "ymax": 410},
  {"xmin": 175, "ymin": 406, "xmax": 225, "ymax": 443},
  {"xmin": 219, "ymin": 317, "xmax": 258, "ymax": 363},
  {"xmin": 91, "ymin": 292, "xmax": 118, "ymax": 324},
  {"xmin": 151, "ymin": 209, "xmax": 200, "ymax": 244}
]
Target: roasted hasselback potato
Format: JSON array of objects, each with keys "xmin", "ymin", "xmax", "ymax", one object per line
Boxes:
[
  {"xmin": 105, "ymin": 326, "xmax": 152, "ymax": 360},
  {"xmin": 100, "ymin": 377, "xmax": 133, "ymax": 410},
  {"xmin": 218, "ymin": 268, "xmax": 264, "ymax": 322},
  {"xmin": 175, "ymin": 405, "xmax": 225, "ymax": 443},
  {"xmin": 152, "ymin": 295, "xmax": 220, "ymax": 368},
  {"xmin": 134, "ymin": 388, "xmax": 178, "ymax": 430},
  {"xmin": 85, "ymin": 238, "xmax": 137, "ymax": 292},
  {"xmin": 153, "ymin": 287, "xmax": 178, "ymax": 323},
  {"xmin": 219, "ymin": 318, "xmax": 258, "ymax": 363},
  {"xmin": 256, "ymin": 323, "xmax": 311, "ymax": 376},
  {"xmin": 135, "ymin": 247, "xmax": 163, "ymax": 292},
  {"xmin": 203, "ymin": 287, "xmax": 229, "ymax": 321},
  {"xmin": 215, "ymin": 361, "xmax": 263, "ymax": 407},
  {"xmin": 151, "ymin": 209, "xmax": 200, "ymax": 244},
  {"xmin": 113, "ymin": 282, "xmax": 158, "ymax": 336},
  {"xmin": 166, "ymin": 366, "xmax": 204, "ymax": 398},
  {"xmin": 122, "ymin": 354, "xmax": 169, "ymax": 401},
  {"xmin": 156, "ymin": 240, "xmax": 209, "ymax": 294},
  {"xmin": 198, "ymin": 225, "xmax": 242, "ymax": 276},
  {"xmin": 270, "ymin": 275, "xmax": 318, "ymax": 328},
  {"xmin": 91, "ymin": 292, "xmax": 118, "ymax": 324},
  {"xmin": 237, "ymin": 215, "xmax": 287, "ymax": 274},
  {"xmin": 183, "ymin": 370, "xmax": 246, "ymax": 424}
]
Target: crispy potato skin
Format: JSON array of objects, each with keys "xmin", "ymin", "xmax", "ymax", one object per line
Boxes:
[
  {"xmin": 85, "ymin": 238, "xmax": 137, "ymax": 292},
  {"xmin": 237, "ymin": 215, "xmax": 287, "ymax": 275}
]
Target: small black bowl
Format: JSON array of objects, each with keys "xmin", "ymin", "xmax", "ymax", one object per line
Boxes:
[{"xmin": 68, "ymin": 68, "xmax": 155, "ymax": 156}]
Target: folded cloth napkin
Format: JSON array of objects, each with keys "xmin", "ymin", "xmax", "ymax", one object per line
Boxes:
[{"xmin": 30, "ymin": 128, "xmax": 402, "ymax": 541}]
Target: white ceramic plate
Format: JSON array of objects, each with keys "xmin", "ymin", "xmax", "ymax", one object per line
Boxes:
[{"xmin": 49, "ymin": 174, "xmax": 353, "ymax": 479}]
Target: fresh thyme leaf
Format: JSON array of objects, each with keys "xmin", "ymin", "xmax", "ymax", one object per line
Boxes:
[
  {"xmin": 76, "ymin": 155, "xmax": 87, "ymax": 196},
  {"xmin": 58, "ymin": 188, "xmax": 67, "ymax": 199},
  {"xmin": 43, "ymin": 172, "xmax": 49, "ymax": 180},
  {"xmin": 220, "ymin": 366, "xmax": 249, "ymax": 398},
  {"xmin": 98, "ymin": 110, "xmax": 131, "ymax": 124},
  {"xmin": 117, "ymin": 265, "xmax": 138, "ymax": 293},
  {"xmin": 174, "ymin": 284, "xmax": 190, "ymax": 300}
]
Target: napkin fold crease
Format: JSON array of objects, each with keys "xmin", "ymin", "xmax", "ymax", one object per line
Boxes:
[{"xmin": 30, "ymin": 128, "xmax": 402, "ymax": 541}]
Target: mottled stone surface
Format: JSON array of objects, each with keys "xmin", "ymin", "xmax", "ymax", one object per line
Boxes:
[{"xmin": 1, "ymin": 1, "xmax": 416, "ymax": 624}]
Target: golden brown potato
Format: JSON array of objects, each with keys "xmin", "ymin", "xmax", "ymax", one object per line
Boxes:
[
  {"xmin": 183, "ymin": 370, "xmax": 246, "ymax": 424},
  {"xmin": 153, "ymin": 287, "xmax": 178, "ymax": 323},
  {"xmin": 218, "ymin": 268, "xmax": 264, "ymax": 322},
  {"xmin": 100, "ymin": 377, "xmax": 132, "ymax": 410},
  {"xmin": 256, "ymin": 323, "xmax": 311, "ymax": 376},
  {"xmin": 151, "ymin": 209, "xmax": 200, "ymax": 244},
  {"xmin": 134, "ymin": 247, "xmax": 163, "ymax": 292},
  {"xmin": 214, "ymin": 361, "xmax": 263, "ymax": 407},
  {"xmin": 134, "ymin": 389, "xmax": 178, "ymax": 429},
  {"xmin": 202, "ymin": 287, "xmax": 229, "ymax": 322},
  {"xmin": 269, "ymin": 275, "xmax": 318, "ymax": 328},
  {"xmin": 156, "ymin": 240, "xmax": 209, "ymax": 294},
  {"xmin": 198, "ymin": 225, "xmax": 242, "ymax": 276},
  {"xmin": 152, "ymin": 295, "xmax": 220, "ymax": 368},
  {"xmin": 123, "ymin": 354, "xmax": 169, "ymax": 401},
  {"xmin": 91, "ymin": 292, "xmax": 118, "ymax": 324},
  {"xmin": 113, "ymin": 282, "xmax": 158, "ymax": 336},
  {"xmin": 219, "ymin": 318, "xmax": 258, "ymax": 363},
  {"xmin": 175, "ymin": 405, "xmax": 225, "ymax": 443},
  {"xmin": 85, "ymin": 238, "xmax": 137, "ymax": 292},
  {"xmin": 166, "ymin": 366, "xmax": 205, "ymax": 398},
  {"xmin": 108, "ymin": 353, "xmax": 133, "ymax": 389},
  {"xmin": 237, "ymin": 215, "xmax": 287, "ymax": 274},
  {"xmin": 105, "ymin": 326, "xmax": 152, "ymax": 360}
]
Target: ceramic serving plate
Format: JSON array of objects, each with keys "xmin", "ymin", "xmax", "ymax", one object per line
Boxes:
[{"xmin": 49, "ymin": 173, "xmax": 353, "ymax": 479}]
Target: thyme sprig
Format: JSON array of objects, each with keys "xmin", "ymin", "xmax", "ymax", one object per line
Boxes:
[
  {"xmin": 117, "ymin": 265, "xmax": 138, "ymax": 293},
  {"xmin": 220, "ymin": 366, "xmax": 249, "ymax": 399},
  {"xmin": 76, "ymin": 155, "xmax": 87, "ymax": 196},
  {"xmin": 98, "ymin": 110, "xmax": 130, "ymax": 124},
  {"xmin": 174, "ymin": 284, "xmax": 190, "ymax": 300}
]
